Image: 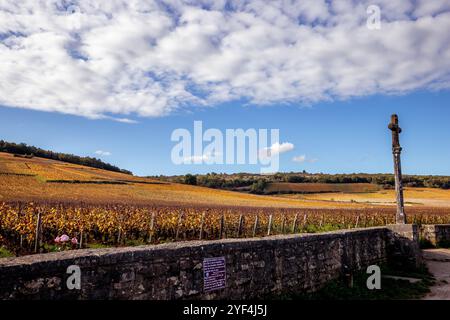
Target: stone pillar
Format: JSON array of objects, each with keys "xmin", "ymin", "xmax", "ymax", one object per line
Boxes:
[{"xmin": 386, "ymin": 224, "xmax": 422, "ymax": 270}]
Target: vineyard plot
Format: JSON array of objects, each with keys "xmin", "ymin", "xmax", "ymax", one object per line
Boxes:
[{"xmin": 1, "ymin": 202, "xmax": 449, "ymax": 256}]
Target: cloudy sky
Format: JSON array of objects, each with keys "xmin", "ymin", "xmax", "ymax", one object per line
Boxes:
[{"xmin": 1, "ymin": 0, "xmax": 450, "ymax": 175}]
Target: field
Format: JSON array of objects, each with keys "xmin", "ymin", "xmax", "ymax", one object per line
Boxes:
[
  {"xmin": 277, "ymin": 188, "xmax": 450, "ymax": 207},
  {"xmin": 265, "ymin": 182, "xmax": 381, "ymax": 194},
  {"xmin": 1, "ymin": 152, "xmax": 450, "ymax": 256}
]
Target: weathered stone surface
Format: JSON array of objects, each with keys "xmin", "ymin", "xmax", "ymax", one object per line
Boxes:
[
  {"xmin": 386, "ymin": 224, "xmax": 422, "ymax": 270},
  {"xmin": 0, "ymin": 226, "xmax": 421, "ymax": 300},
  {"xmin": 420, "ymin": 224, "xmax": 450, "ymax": 246}
]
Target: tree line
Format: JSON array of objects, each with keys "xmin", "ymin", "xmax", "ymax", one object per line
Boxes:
[
  {"xmin": 0, "ymin": 140, "xmax": 132, "ymax": 175},
  {"xmin": 152, "ymin": 171, "xmax": 450, "ymax": 192}
]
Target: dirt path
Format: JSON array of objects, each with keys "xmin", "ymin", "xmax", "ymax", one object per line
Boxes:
[{"xmin": 422, "ymin": 249, "xmax": 450, "ymax": 300}]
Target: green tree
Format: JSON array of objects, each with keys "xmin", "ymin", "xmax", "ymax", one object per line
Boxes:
[
  {"xmin": 250, "ymin": 179, "xmax": 267, "ymax": 194},
  {"xmin": 184, "ymin": 174, "xmax": 197, "ymax": 185}
]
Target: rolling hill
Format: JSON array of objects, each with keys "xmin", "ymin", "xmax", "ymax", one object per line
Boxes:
[
  {"xmin": 2, "ymin": 152, "xmax": 450, "ymax": 209},
  {"xmin": 0, "ymin": 152, "xmax": 352, "ymax": 208}
]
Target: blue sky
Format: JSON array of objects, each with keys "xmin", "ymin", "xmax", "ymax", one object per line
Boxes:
[
  {"xmin": 1, "ymin": 1, "xmax": 450, "ymax": 176},
  {"xmin": 1, "ymin": 89, "xmax": 449, "ymax": 176}
]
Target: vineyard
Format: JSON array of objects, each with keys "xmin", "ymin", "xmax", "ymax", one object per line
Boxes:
[
  {"xmin": 1, "ymin": 201, "xmax": 450, "ymax": 257},
  {"xmin": 265, "ymin": 182, "xmax": 381, "ymax": 194},
  {"xmin": 2, "ymin": 153, "xmax": 450, "ymax": 257}
]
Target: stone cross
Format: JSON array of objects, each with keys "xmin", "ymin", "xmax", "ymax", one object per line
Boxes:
[{"xmin": 388, "ymin": 114, "xmax": 406, "ymax": 224}]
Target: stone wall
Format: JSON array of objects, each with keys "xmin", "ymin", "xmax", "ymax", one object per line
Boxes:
[
  {"xmin": 0, "ymin": 226, "xmax": 420, "ymax": 300},
  {"xmin": 420, "ymin": 224, "xmax": 450, "ymax": 246}
]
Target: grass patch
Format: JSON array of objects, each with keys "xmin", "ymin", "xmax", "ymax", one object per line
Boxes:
[
  {"xmin": 85, "ymin": 243, "xmax": 110, "ymax": 249},
  {"xmin": 0, "ymin": 246, "xmax": 14, "ymax": 258},
  {"xmin": 124, "ymin": 239, "xmax": 147, "ymax": 246},
  {"xmin": 419, "ymin": 238, "xmax": 435, "ymax": 249},
  {"xmin": 302, "ymin": 223, "xmax": 346, "ymax": 233},
  {"xmin": 35, "ymin": 175, "xmax": 47, "ymax": 183},
  {"xmin": 278, "ymin": 265, "xmax": 433, "ymax": 300},
  {"xmin": 41, "ymin": 243, "xmax": 63, "ymax": 253},
  {"xmin": 436, "ymin": 239, "xmax": 450, "ymax": 248}
]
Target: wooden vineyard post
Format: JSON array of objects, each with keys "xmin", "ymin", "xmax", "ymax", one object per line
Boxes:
[
  {"xmin": 79, "ymin": 230, "xmax": 83, "ymax": 249},
  {"xmin": 148, "ymin": 211, "xmax": 155, "ymax": 243},
  {"xmin": 292, "ymin": 214, "xmax": 298, "ymax": 233},
  {"xmin": 34, "ymin": 210, "xmax": 42, "ymax": 253},
  {"xmin": 175, "ymin": 212, "xmax": 184, "ymax": 241},
  {"xmin": 302, "ymin": 213, "xmax": 308, "ymax": 231},
  {"xmin": 123, "ymin": 231, "xmax": 127, "ymax": 244},
  {"xmin": 252, "ymin": 215, "xmax": 259, "ymax": 237},
  {"xmin": 199, "ymin": 211, "xmax": 206, "ymax": 240},
  {"xmin": 319, "ymin": 214, "xmax": 324, "ymax": 228},
  {"xmin": 84, "ymin": 232, "xmax": 88, "ymax": 248},
  {"xmin": 355, "ymin": 215, "xmax": 360, "ymax": 228},
  {"xmin": 237, "ymin": 214, "xmax": 244, "ymax": 237},
  {"xmin": 281, "ymin": 215, "xmax": 286, "ymax": 234},
  {"xmin": 117, "ymin": 228, "xmax": 121, "ymax": 244},
  {"xmin": 388, "ymin": 114, "xmax": 407, "ymax": 224},
  {"xmin": 219, "ymin": 214, "xmax": 225, "ymax": 239},
  {"xmin": 267, "ymin": 214, "xmax": 273, "ymax": 236},
  {"xmin": 18, "ymin": 204, "xmax": 23, "ymax": 249}
]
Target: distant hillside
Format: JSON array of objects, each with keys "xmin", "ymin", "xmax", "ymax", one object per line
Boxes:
[
  {"xmin": 0, "ymin": 140, "xmax": 132, "ymax": 175},
  {"xmin": 0, "ymin": 152, "xmax": 341, "ymax": 208}
]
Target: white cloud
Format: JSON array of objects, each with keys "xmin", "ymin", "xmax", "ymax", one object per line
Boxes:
[
  {"xmin": 268, "ymin": 142, "xmax": 294, "ymax": 155},
  {"xmin": 292, "ymin": 155, "xmax": 306, "ymax": 163},
  {"xmin": 1, "ymin": 1, "xmax": 450, "ymax": 120},
  {"xmin": 94, "ymin": 150, "xmax": 111, "ymax": 156},
  {"xmin": 259, "ymin": 142, "xmax": 294, "ymax": 159},
  {"xmin": 292, "ymin": 155, "xmax": 318, "ymax": 163}
]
